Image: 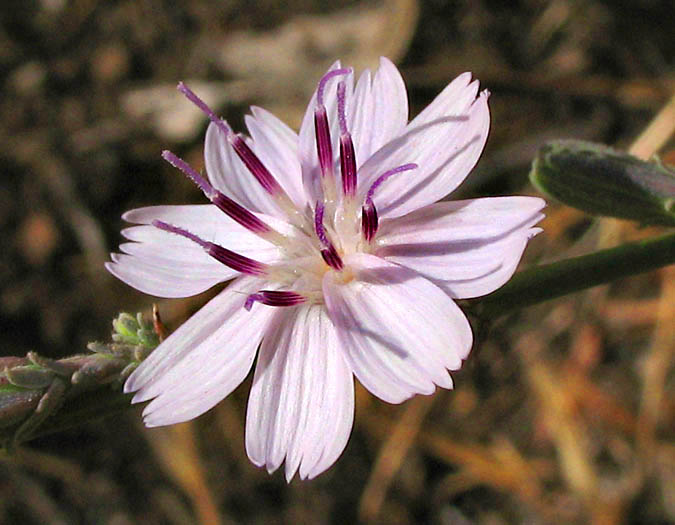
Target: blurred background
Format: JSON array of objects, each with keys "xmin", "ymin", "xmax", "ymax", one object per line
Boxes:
[{"xmin": 0, "ymin": 0, "xmax": 673, "ymax": 523}]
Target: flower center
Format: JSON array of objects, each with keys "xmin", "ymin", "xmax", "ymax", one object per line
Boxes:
[{"xmin": 156, "ymin": 72, "xmax": 417, "ymax": 310}]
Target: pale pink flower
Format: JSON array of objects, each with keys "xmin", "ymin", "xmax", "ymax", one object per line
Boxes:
[{"xmin": 108, "ymin": 58, "xmax": 545, "ymax": 481}]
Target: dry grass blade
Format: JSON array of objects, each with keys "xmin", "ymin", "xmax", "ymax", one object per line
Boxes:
[
  {"xmin": 636, "ymin": 266, "xmax": 675, "ymax": 464},
  {"xmin": 358, "ymin": 395, "xmax": 435, "ymax": 523},
  {"xmin": 518, "ymin": 334, "xmax": 599, "ymax": 499},
  {"xmin": 144, "ymin": 423, "xmax": 224, "ymax": 525}
]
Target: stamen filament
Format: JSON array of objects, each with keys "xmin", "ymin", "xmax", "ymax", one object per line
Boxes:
[
  {"xmin": 366, "ymin": 163, "xmax": 418, "ymax": 202},
  {"xmin": 336, "ymin": 81, "xmax": 349, "ymax": 136},
  {"xmin": 314, "ymin": 68, "xmax": 350, "ymax": 205},
  {"xmin": 162, "ymin": 151, "xmax": 283, "ymax": 242},
  {"xmin": 178, "ymin": 82, "xmax": 301, "ymax": 224},
  {"xmin": 227, "ymin": 134, "xmax": 282, "ymax": 195},
  {"xmin": 314, "ymin": 202, "xmax": 344, "ymax": 271},
  {"xmin": 314, "ymin": 106, "xmax": 337, "ymax": 204},
  {"xmin": 361, "ymin": 198, "xmax": 378, "ymax": 243},
  {"xmin": 340, "ymin": 134, "xmax": 357, "ymax": 198},
  {"xmin": 361, "ymin": 163, "xmax": 418, "ymax": 242},
  {"xmin": 177, "ymin": 82, "xmax": 231, "ymax": 137},
  {"xmin": 153, "ymin": 220, "xmax": 269, "ymax": 276},
  {"xmin": 244, "ymin": 290, "xmax": 307, "ymax": 311},
  {"xmin": 337, "ymin": 81, "xmax": 357, "ymax": 198},
  {"xmin": 321, "ymin": 246, "xmax": 344, "ymax": 271},
  {"xmin": 316, "ymin": 68, "xmax": 351, "ymax": 106},
  {"xmin": 313, "ymin": 202, "xmax": 330, "ymax": 247}
]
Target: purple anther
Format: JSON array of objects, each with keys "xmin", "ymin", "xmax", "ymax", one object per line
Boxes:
[
  {"xmin": 340, "ymin": 134, "xmax": 357, "ymax": 197},
  {"xmin": 228, "ymin": 134, "xmax": 283, "ymax": 196},
  {"xmin": 335, "ymin": 81, "xmax": 358, "ymax": 197},
  {"xmin": 162, "ymin": 150, "xmax": 271, "ymax": 235},
  {"xmin": 314, "ymin": 105, "xmax": 333, "ymax": 179},
  {"xmin": 361, "ymin": 198, "xmax": 378, "ymax": 243},
  {"xmin": 177, "ymin": 82, "xmax": 231, "ymax": 137},
  {"xmin": 244, "ymin": 290, "xmax": 307, "ymax": 311},
  {"xmin": 207, "ymin": 243, "xmax": 269, "ymax": 276},
  {"xmin": 211, "ymin": 193, "xmax": 272, "ymax": 234},
  {"xmin": 316, "ymin": 68, "xmax": 351, "ymax": 106},
  {"xmin": 365, "ymin": 163, "xmax": 418, "ymax": 202},
  {"xmin": 321, "ymin": 246, "xmax": 344, "ymax": 271},
  {"xmin": 153, "ymin": 220, "xmax": 268, "ymax": 276}
]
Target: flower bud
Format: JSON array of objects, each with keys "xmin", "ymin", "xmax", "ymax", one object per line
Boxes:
[
  {"xmin": 111, "ymin": 312, "xmax": 159, "ymax": 348},
  {"xmin": 530, "ymin": 140, "xmax": 675, "ymax": 226}
]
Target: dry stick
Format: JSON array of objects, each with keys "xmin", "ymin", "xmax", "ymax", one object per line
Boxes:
[
  {"xmin": 636, "ymin": 267, "xmax": 675, "ymax": 464},
  {"xmin": 358, "ymin": 395, "xmax": 435, "ymax": 522},
  {"xmin": 146, "ymin": 423, "xmax": 226, "ymax": 525},
  {"xmin": 628, "ymin": 92, "xmax": 675, "ymax": 160}
]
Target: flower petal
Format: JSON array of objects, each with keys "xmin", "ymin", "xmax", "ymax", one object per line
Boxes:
[
  {"xmin": 349, "ymin": 57, "xmax": 408, "ymax": 165},
  {"xmin": 323, "ymin": 253, "xmax": 472, "ymax": 404},
  {"xmin": 379, "ymin": 199, "xmax": 543, "ymax": 299},
  {"xmin": 125, "ymin": 277, "xmax": 277, "ymax": 427},
  {"xmin": 245, "ymin": 107, "xmax": 308, "ymax": 209},
  {"xmin": 357, "ymin": 81, "xmax": 489, "ymax": 219},
  {"xmin": 407, "ymin": 72, "xmax": 476, "ymax": 129},
  {"xmin": 245, "ymin": 305, "xmax": 354, "ymax": 481},
  {"xmin": 432, "ymin": 227, "xmax": 543, "ymax": 299},
  {"xmin": 106, "ymin": 253, "xmax": 227, "ymax": 298},
  {"xmin": 377, "ymin": 197, "xmax": 546, "ymax": 245},
  {"xmin": 106, "ymin": 205, "xmax": 287, "ymax": 298}
]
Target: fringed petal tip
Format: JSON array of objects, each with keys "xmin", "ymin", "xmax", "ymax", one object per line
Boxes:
[{"xmin": 245, "ymin": 306, "xmax": 354, "ymax": 483}]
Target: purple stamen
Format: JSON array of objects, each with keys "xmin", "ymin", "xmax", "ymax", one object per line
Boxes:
[
  {"xmin": 228, "ymin": 134, "xmax": 283, "ymax": 196},
  {"xmin": 313, "ymin": 202, "xmax": 344, "ymax": 271},
  {"xmin": 340, "ymin": 134, "xmax": 357, "ymax": 197},
  {"xmin": 211, "ymin": 193, "xmax": 272, "ymax": 234},
  {"xmin": 336, "ymin": 81, "xmax": 348, "ymax": 136},
  {"xmin": 244, "ymin": 290, "xmax": 307, "ymax": 311},
  {"xmin": 313, "ymin": 202, "xmax": 329, "ymax": 247},
  {"xmin": 321, "ymin": 245, "xmax": 344, "ymax": 271},
  {"xmin": 361, "ymin": 198, "xmax": 378, "ymax": 243},
  {"xmin": 336, "ymin": 81, "xmax": 357, "ymax": 197},
  {"xmin": 314, "ymin": 105, "xmax": 333, "ymax": 179},
  {"xmin": 178, "ymin": 83, "xmax": 288, "ymax": 202},
  {"xmin": 177, "ymin": 82, "xmax": 231, "ymax": 137},
  {"xmin": 316, "ymin": 68, "xmax": 351, "ymax": 106},
  {"xmin": 162, "ymin": 151, "xmax": 272, "ymax": 235},
  {"xmin": 314, "ymin": 68, "xmax": 350, "ymax": 183},
  {"xmin": 162, "ymin": 150, "xmax": 215, "ymax": 197},
  {"xmin": 153, "ymin": 220, "xmax": 268, "ymax": 276},
  {"xmin": 361, "ymin": 164, "xmax": 418, "ymax": 242},
  {"xmin": 366, "ymin": 163, "xmax": 418, "ymax": 202},
  {"xmin": 153, "ymin": 220, "xmax": 208, "ymax": 248}
]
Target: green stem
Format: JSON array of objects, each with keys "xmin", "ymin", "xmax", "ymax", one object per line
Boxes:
[{"xmin": 468, "ymin": 231, "xmax": 675, "ymax": 319}]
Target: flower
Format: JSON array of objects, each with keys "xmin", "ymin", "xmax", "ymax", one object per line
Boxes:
[{"xmin": 107, "ymin": 57, "xmax": 545, "ymax": 481}]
